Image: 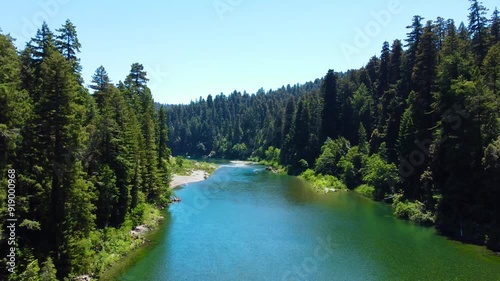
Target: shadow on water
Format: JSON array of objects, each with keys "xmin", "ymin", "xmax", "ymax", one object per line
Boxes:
[{"xmin": 101, "ymin": 211, "xmax": 173, "ymax": 281}]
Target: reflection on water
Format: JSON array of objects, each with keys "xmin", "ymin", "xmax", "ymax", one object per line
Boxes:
[{"xmin": 121, "ymin": 163, "xmax": 500, "ymax": 281}]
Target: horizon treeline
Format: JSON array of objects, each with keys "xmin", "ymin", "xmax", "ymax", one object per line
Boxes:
[
  {"xmin": 166, "ymin": 0, "xmax": 500, "ymax": 251},
  {"xmin": 0, "ymin": 20, "xmax": 171, "ymax": 279}
]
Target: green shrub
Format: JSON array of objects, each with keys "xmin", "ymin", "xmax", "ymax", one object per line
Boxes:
[
  {"xmin": 231, "ymin": 143, "xmax": 248, "ymax": 159},
  {"xmin": 337, "ymin": 146, "xmax": 365, "ymax": 189},
  {"xmin": 300, "ymin": 169, "xmax": 316, "ymax": 181},
  {"xmin": 393, "ymin": 195, "xmax": 435, "ymax": 225},
  {"xmin": 299, "ymin": 169, "xmax": 347, "ymax": 192},
  {"xmin": 89, "ymin": 203, "xmax": 164, "ymax": 277},
  {"xmin": 18, "ymin": 260, "xmax": 40, "ymax": 281},
  {"xmin": 175, "ymin": 156, "xmax": 184, "ymax": 167},
  {"xmin": 315, "ymin": 137, "xmax": 351, "ymax": 176},
  {"xmin": 264, "ymin": 146, "xmax": 280, "ymax": 167},
  {"xmin": 129, "ymin": 204, "xmax": 146, "ymax": 228},
  {"xmin": 362, "ymin": 154, "xmax": 400, "ymax": 200},
  {"xmin": 355, "ymin": 184, "xmax": 375, "ymax": 198}
]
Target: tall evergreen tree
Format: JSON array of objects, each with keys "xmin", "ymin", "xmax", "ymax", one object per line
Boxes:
[
  {"xmin": 90, "ymin": 66, "xmax": 111, "ymax": 105},
  {"xmin": 21, "ymin": 50, "xmax": 94, "ymax": 277},
  {"xmin": 434, "ymin": 17, "xmax": 447, "ymax": 51},
  {"xmin": 377, "ymin": 41, "xmax": 391, "ymax": 100},
  {"xmin": 55, "ymin": 19, "xmax": 82, "ymax": 75},
  {"xmin": 389, "ymin": 39, "xmax": 404, "ymax": 85},
  {"xmin": 491, "ymin": 8, "xmax": 500, "ymax": 45},
  {"xmin": 290, "ymin": 99, "xmax": 312, "ymax": 174},
  {"xmin": 280, "ymin": 97, "xmax": 296, "ymax": 166},
  {"xmin": 321, "ymin": 70, "xmax": 339, "ymax": 140},
  {"xmin": 0, "ymin": 33, "xmax": 32, "ymax": 172},
  {"xmin": 468, "ymin": 0, "xmax": 489, "ymax": 63},
  {"xmin": 484, "ymin": 44, "xmax": 500, "ymax": 95},
  {"xmin": 157, "ymin": 105, "xmax": 171, "ymax": 200},
  {"xmin": 405, "ymin": 15, "xmax": 424, "ymax": 76},
  {"xmin": 123, "ymin": 63, "xmax": 161, "ymax": 203},
  {"xmin": 23, "ymin": 22, "xmax": 55, "ymax": 97},
  {"xmin": 0, "ymin": 33, "xmax": 33, "ymax": 275},
  {"xmin": 28, "ymin": 22, "xmax": 55, "ymax": 67}
]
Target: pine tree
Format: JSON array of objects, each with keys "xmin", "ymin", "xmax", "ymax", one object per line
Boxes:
[
  {"xmin": 413, "ymin": 20, "xmax": 438, "ymax": 111},
  {"xmin": 19, "ymin": 49, "xmax": 95, "ymax": 277},
  {"xmin": 123, "ymin": 63, "xmax": 161, "ymax": 203},
  {"xmin": 280, "ymin": 97, "xmax": 296, "ymax": 166},
  {"xmin": 377, "ymin": 41, "xmax": 391, "ymax": 100},
  {"xmin": 127, "ymin": 63, "xmax": 149, "ymax": 90},
  {"xmin": 23, "ymin": 22, "xmax": 56, "ymax": 97},
  {"xmin": 29, "ymin": 22, "xmax": 55, "ymax": 67},
  {"xmin": 484, "ymin": 44, "xmax": 500, "ymax": 95},
  {"xmin": 92, "ymin": 84, "xmax": 140, "ymax": 227},
  {"xmin": 90, "ymin": 66, "xmax": 111, "ymax": 105},
  {"xmin": 491, "ymin": 8, "xmax": 500, "ymax": 45},
  {"xmin": 321, "ymin": 70, "xmax": 339, "ymax": 140},
  {"xmin": 468, "ymin": 0, "xmax": 489, "ymax": 63},
  {"xmin": 289, "ymin": 99, "xmax": 312, "ymax": 174},
  {"xmin": 351, "ymin": 83, "xmax": 374, "ymax": 136},
  {"xmin": 55, "ymin": 19, "xmax": 82, "ymax": 75},
  {"xmin": 482, "ymin": 137, "xmax": 500, "ymax": 250},
  {"xmin": 405, "ymin": 15, "xmax": 424, "ymax": 76},
  {"xmin": 432, "ymin": 78, "xmax": 497, "ymax": 243},
  {"xmin": 157, "ymin": 105, "xmax": 172, "ymax": 202},
  {"xmin": 389, "ymin": 39, "xmax": 404, "ymax": 85},
  {"xmin": 0, "ymin": 33, "xmax": 33, "ymax": 279},
  {"xmin": 0, "ymin": 32, "xmax": 32, "ymax": 172},
  {"xmin": 358, "ymin": 123, "xmax": 369, "ymax": 155},
  {"xmin": 39, "ymin": 257, "xmax": 58, "ymax": 281},
  {"xmin": 18, "ymin": 260, "xmax": 41, "ymax": 281},
  {"xmin": 397, "ymin": 21, "xmax": 439, "ymax": 201},
  {"xmin": 397, "ymin": 92, "xmax": 419, "ymax": 198},
  {"xmin": 434, "ymin": 17, "xmax": 447, "ymax": 51},
  {"xmin": 379, "ymin": 87, "xmax": 404, "ymax": 163}
]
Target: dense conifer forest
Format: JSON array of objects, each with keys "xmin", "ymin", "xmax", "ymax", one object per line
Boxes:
[
  {"xmin": 0, "ymin": 20, "xmax": 171, "ymax": 280},
  {"xmin": 1, "ymin": 0, "xmax": 500, "ymax": 279},
  {"xmin": 167, "ymin": 1, "xmax": 500, "ymax": 252}
]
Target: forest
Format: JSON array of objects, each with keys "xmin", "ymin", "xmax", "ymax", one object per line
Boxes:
[
  {"xmin": 0, "ymin": 21, "xmax": 172, "ymax": 279},
  {"xmin": 0, "ymin": 0, "xmax": 500, "ymax": 280},
  {"xmin": 167, "ymin": 1, "xmax": 500, "ymax": 252}
]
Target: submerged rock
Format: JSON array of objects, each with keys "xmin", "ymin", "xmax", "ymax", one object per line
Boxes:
[{"xmin": 266, "ymin": 166, "xmax": 279, "ymax": 173}]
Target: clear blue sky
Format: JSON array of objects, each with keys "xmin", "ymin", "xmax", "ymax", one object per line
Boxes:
[{"xmin": 0, "ymin": 0, "xmax": 498, "ymax": 104}]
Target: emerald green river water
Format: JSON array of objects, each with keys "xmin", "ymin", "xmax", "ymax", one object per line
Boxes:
[{"xmin": 120, "ymin": 163, "xmax": 500, "ymax": 280}]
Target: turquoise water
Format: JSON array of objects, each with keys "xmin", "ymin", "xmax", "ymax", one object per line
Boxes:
[{"xmin": 120, "ymin": 163, "xmax": 500, "ymax": 280}]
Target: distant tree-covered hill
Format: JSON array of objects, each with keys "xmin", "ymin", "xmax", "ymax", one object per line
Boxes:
[{"xmin": 166, "ymin": 0, "xmax": 500, "ymax": 252}]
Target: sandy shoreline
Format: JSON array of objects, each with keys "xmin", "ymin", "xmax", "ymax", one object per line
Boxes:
[{"xmin": 170, "ymin": 170, "xmax": 209, "ymax": 188}]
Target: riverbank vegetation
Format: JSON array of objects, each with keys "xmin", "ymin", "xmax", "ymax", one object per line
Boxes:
[
  {"xmin": 0, "ymin": 21, "xmax": 173, "ymax": 279},
  {"xmin": 299, "ymin": 169, "xmax": 347, "ymax": 192},
  {"xmin": 170, "ymin": 156, "xmax": 217, "ymax": 176},
  {"xmin": 166, "ymin": 1, "xmax": 500, "ymax": 251},
  {"xmin": 354, "ymin": 185, "xmax": 375, "ymax": 199},
  {"xmin": 2, "ymin": 1, "xmax": 500, "ymax": 279}
]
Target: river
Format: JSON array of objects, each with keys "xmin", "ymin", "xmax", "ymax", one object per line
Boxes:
[{"xmin": 120, "ymin": 162, "xmax": 500, "ymax": 280}]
